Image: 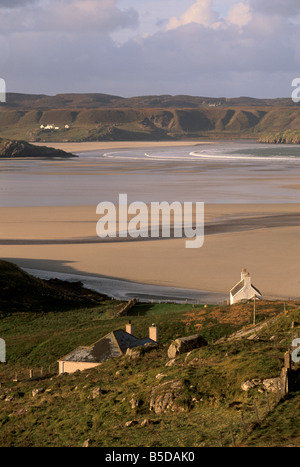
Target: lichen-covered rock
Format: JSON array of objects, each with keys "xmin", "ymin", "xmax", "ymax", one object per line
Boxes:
[
  {"xmin": 167, "ymin": 335, "xmax": 208, "ymax": 359},
  {"xmin": 262, "ymin": 378, "xmax": 281, "ymax": 393},
  {"xmin": 149, "ymin": 379, "xmax": 186, "ymax": 414}
]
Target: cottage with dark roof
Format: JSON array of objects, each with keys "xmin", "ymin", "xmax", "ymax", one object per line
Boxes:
[
  {"xmin": 58, "ymin": 322, "xmax": 158, "ymax": 374},
  {"xmin": 230, "ymin": 268, "xmax": 262, "ymax": 305}
]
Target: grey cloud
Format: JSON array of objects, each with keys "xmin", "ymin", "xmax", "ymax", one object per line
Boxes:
[
  {"xmin": 0, "ymin": 0, "xmax": 37, "ymax": 7},
  {"xmin": 0, "ymin": 0, "xmax": 139, "ymax": 33},
  {"xmin": 250, "ymin": 0, "xmax": 300, "ymax": 16},
  {"xmin": 1, "ymin": 1, "xmax": 299, "ymax": 98}
]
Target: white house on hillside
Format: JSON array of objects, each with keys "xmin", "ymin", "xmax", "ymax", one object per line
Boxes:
[{"xmin": 230, "ymin": 268, "xmax": 262, "ymax": 305}]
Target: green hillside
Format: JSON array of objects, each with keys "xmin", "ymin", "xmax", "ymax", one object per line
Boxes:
[
  {"xmin": 0, "ymin": 260, "xmax": 112, "ymax": 312},
  {"xmin": 0, "ymin": 261, "xmax": 299, "ymax": 447},
  {"xmin": 0, "ymin": 93, "xmax": 300, "ymax": 142}
]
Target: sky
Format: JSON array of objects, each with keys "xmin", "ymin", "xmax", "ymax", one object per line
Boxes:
[{"xmin": 0, "ymin": 0, "xmax": 300, "ymax": 98}]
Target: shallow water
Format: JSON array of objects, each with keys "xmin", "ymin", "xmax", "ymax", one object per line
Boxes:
[
  {"xmin": 0, "ymin": 141, "xmax": 300, "ymax": 207},
  {"xmin": 24, "ymin": 268, "xmax": 228, "ymax": 304}
]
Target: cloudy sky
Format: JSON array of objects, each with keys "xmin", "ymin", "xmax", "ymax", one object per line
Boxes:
[{"xmin": 0, "ymin": 0, "xmax": 299, "ymax": 98}]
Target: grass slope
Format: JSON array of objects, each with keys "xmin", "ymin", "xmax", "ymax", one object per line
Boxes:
[
  {"xmin": 1, "ymin": 106, "xmax": 300, "ymax": 142},
  {"xmin": 0, "ymin": 263, "xmax": 299, "ymax": 447}
]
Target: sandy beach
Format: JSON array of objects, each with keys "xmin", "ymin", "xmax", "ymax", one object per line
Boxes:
[
  {"xmin": 0, "ymin": 203, "xmax": 299, "ymax": 300},
  {"xmin": 32, "ymin": 140, "xmax": 218, "ymax": 154},
  {"xmin": 1, "ymin": 140, "xmax": 300, "ymax": 302}
]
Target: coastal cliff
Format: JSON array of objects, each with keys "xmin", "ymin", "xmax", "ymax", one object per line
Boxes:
[{"xmin": 0, "ymin": 138, "xmax": 76, "ymax": 158}]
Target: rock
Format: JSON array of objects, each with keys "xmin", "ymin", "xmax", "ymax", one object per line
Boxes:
[
  {"xmin": 0, "ymin": 138, "xmax": 75, "ymax": 159},
  {"xmin": 165, "ymin": 359, "xmax": 176, "ymax": 367},
  {"xmin": 32, "ymin": 388, "xmax": 44, "ymax": 397},
  {"xmin": 4, "ymin": 394, "xmax": 14, "ymax": 402},
  {"xmin": 141, "ymin": 418, "xmax": 158, "ymax": 427},
  {"xmin": 167, "ymin": 335, "xmax": 207, "ymax": 359},
  {"xmin": 247, "ymin": 334, "xmax": 260, "ymax": 341},
  {"xmin": 125, "ymin": 420, "xmax": 138, "ymax": 427},
  {"xmin": 92, "ymin": 387, "xmax": 101, "ymax": 399},
  {"xmin": 149, "ymin": 379, "xmax": 186, "ymax": 414},
  {"xmin": 263, "ymin": 378, "xmax": 281, "ymax": 393},
  {"xmin": 82, "ymin": 439, "xmax": 90, "ymax": 447},
  {"xmin": 156, "ymin": 373, "xmax": 167, "ymax": 380},
  {"xmin": 126, "ymin": 348, "xmax": 141, "ymax": 360},
  {"xmin": 129, "ymin": 396, "xmax": 140, "ymax": 409},
  {"xmin": 241, "ymin": 379, "xmax": 262, "ymax": 391},
  {"xmin": 141, "ymin": 418, "xmax": 150, "ymax": 427}
]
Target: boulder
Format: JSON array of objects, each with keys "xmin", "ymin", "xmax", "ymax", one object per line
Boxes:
[
  {"xmin": 125, "ymin": 420, "xmax": 138, "ymax": 427},
  {"xmin": 241, "ymin": 379, "xmax": 262, "ymax": 391},
  {"xmin": 149, "ymin": 379, "xmax": 185, "ymax": 414},
  {"xmin": 92, "ymin": 387, "xmax": 101, "ymax": 399},
  {"xmin": 32, "ymin": 388, "xmax": 44, "ymax": 397},
  {"xmin": 262, "ymin": 378, "xmax": 281, "ymax": 393},
  {"xmin": 126, "ymin": 347, "xmax": 141, "ymax": 360},
  {"xmin": 167, "ymin": 334, "xmax": 208, "ymax": 359}
]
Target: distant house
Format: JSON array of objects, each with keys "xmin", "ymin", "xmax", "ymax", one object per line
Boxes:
[
  {"xmin": 58, "ymin": 322, "xmax": 158, "ymax": 374},
  {"xmin": 230, "ymin": 268, "xmax": 262, "ymax": 305}
]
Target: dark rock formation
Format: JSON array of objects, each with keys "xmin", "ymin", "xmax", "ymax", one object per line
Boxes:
[{"xmin": 0, "ymin": 138, "xmax": 75, "ymax": 158}]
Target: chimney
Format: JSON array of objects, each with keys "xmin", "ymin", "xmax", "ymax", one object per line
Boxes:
[
  {"xmin": 241, "ymin": 268, "xmax": 248, "ymax": 280},
  {"xmin": 126, "ymin": 320, "xmax": 134, "ymax": 335},
  {"xmin": 149, "ymin": 323, "xmax": 158, "ymax": 343}
]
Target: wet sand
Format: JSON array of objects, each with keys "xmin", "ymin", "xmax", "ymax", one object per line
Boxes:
[
  {"xmin": 1, "ymin": 141, "xmax": 299, "ymax": 302},
  {"xmin": 0, "ymin": 203, "xmax": 299, "ymax": 300}
]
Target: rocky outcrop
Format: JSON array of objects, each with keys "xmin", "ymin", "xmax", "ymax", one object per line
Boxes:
[
  {"xmin": 241, "ymin": 378, "xmax": 282, "ymax": 393},
  {"xmin": 167, "ymin": 334, "xmax": 208, "ymax": 359},
  {"xmin": 149, "ymin": 379, "xmax": 186, "ymax": 414},
  {"xmin": 0, "ymin": 138, "xmax": 75, "ymax": 158}
]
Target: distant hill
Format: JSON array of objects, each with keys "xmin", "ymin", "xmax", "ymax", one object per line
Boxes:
[
  {"xmin": 1, "ymin": 93, "xmax": 298, "ymax": 110},
  {"xmin": 0, "ymin": 92, "xmax": 300, "ymax": 142}
]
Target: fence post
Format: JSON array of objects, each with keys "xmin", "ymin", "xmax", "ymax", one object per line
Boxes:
[
  {"xmin": 253, "ymin": 402, "xmax": 260, "ymax": 423},
  {"xmin": 229, "ymin": 424, "xmax": 236, "ymax": 447},
  {"xmin": 241, "ymin": 411, "xmax": 247, "ymax": 434}
]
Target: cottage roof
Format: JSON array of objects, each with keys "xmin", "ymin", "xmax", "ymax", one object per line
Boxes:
[
  {"xmin": 230, "ymin": 279, "xmax": 262, "ymax": 297},
  {"xmin": 230, "ymin": 279, "xmax": 245, "ymax": 296},
  {"xmin": 58, "ymin": 329, "xmax": 155, "ymax": 364}
]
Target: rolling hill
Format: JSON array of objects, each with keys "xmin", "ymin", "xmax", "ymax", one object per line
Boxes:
[{"xmin": 0, "ymin": 93, "xmax": 300, "ymax": 142}]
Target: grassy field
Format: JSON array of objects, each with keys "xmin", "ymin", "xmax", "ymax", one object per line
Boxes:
[{"xmin": 0, "ymin": 289, "xmax": 299, "ymax": 447}]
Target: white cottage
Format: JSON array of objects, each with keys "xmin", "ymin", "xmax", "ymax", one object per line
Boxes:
[{"xmin": 230, "ymin": 268, "xmax": 262, "ymax": 305}]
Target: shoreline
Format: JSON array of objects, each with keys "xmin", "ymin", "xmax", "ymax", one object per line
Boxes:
[
  {"xmin": 31, "ymin": 140, "xmax": 224, "ymax": 154},
  {"xmin": 23, "ymin": 267, "xmax": 228, "ymax": 304},
  {"xmin": 0, "ymin": 203, "xmax": 299, "ymax": 300},
  {"xmin": 1, "ymin": 141, "xmax": 299, "ymax": 301}
]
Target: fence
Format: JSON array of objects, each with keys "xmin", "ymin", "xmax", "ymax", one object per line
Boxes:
[
  {"xmin": 218, "ymin": 389, "xmax": 284, "ymax": 447},
  {"xmin": 0, "ymin": 364, "xmax": 58, "ymax": 385},
  {"xmin": 115, "ymin": 298, "xmax": 137, "ymax": 317}
]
